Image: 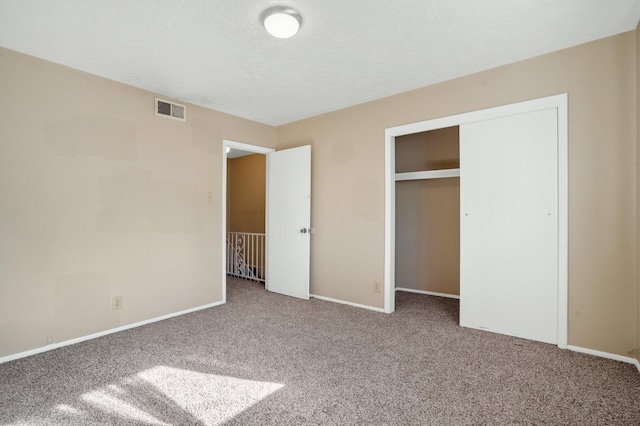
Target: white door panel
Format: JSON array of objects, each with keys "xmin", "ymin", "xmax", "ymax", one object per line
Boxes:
[
  {"xmin": 266, "ymin": 145, "xmax": 311, "ymax": 300},
  {"xmin": 460, "ymin": 109, "xmax": 558, "ymax": 344}
]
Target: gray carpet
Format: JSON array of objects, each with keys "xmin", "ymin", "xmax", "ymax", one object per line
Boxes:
[{"xmin": 1, "ymin": 277, "xmax": 639, "ymax": 425}]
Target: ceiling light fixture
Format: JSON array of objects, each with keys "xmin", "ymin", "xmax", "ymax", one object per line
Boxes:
[{"xmin": 261, "ymin": 6, "xmax": 302, "ymax": 39}]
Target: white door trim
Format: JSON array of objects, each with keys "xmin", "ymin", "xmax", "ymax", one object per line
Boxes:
[
  {"xmin": 222, "ymin": 140, "xmax": 275, "ymax": 303},
  {"xmin": 384, "ymin": 94, "xmax": 568, "ymax": 349}
]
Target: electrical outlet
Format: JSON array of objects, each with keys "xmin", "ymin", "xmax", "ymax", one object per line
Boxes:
[
  {"xmin": 373, "ymin": 281, "xmax": 381, "ymax": 293},
  {"xmin": 46, "ymin": 336, "xmax": 53, "ymax": 345},
  {"xmin": 112, "ymin": 295, "xmax": 123, "ymax": 310}
]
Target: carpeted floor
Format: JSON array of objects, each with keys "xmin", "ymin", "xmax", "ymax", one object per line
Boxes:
[{"xmin": 1, "ymin": 277, "xmax": 639, "ymax": 425}]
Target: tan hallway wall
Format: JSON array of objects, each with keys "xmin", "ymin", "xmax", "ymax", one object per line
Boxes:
[
  {"xmin": 227, "ymin": 154, "xmax": 266, "ymax": 234},
  {"xmin": 0, "ymin": 47, "xmax": 276, "ymax": 358},
  {"xmin": 277, "ymin": 31, "xmax": 638, "ymax": 357},
  {"xmin": 395, "ymin": 127, "xmax": 460, "ymax": 296}
]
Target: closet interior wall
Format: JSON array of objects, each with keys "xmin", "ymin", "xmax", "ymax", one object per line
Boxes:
[{"xmin": 395, "ymin": 126, "xmax": 460, "ymax": 296}]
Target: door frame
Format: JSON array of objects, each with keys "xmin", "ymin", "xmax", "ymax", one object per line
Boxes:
[
  {"xmin": 383, "ymin": 94, "xmax": 568, "ymax": 348},
  {"xmin": 221, "ymin": 139, "xmax": 275, "ymax": 303}
]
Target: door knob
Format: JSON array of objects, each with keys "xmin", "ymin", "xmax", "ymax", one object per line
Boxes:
[
  {"xmin": 300, "ymin": 228, "xmax": 307, "ymax": 234},
  {"xmin": 300, "ymin": 227, "xmax": 315, "ymax": 234}
]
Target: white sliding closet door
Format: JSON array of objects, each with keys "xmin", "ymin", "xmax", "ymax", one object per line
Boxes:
[{"xmin": 459, "ymin": 108, "xmax": 558, "ymax": 344}]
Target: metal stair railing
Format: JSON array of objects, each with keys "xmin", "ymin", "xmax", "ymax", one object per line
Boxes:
[{"xmin": 226, "ymin": 231, "xmax": 265, "ymax": 282}]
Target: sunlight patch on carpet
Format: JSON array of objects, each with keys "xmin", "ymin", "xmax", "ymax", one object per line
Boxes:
[
  {"xmin": 78, "ymin": 366, "xmax": 284, "ymax": 424},
  {"xmin": 82, "ymin": 389, "xmax": 169, "ymax": 425}
]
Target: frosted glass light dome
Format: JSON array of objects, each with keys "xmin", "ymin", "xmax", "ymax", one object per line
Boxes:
[{"xmin": 261, "ymin": 6, "xmax": 302, "ymax": 39}]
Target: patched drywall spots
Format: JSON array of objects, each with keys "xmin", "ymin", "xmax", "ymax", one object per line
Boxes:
[
  {"xmin": 54, "ymin": 273, "xmax": 113, "ymax": 341},
  {"xmin": 351, "ymin": 178, "xmax": 380, "ymax": 221},
  {"xmin": 97, "ymin": 168, "xmax": 203, "ymax": 234},
  {"xmin": 192, "ymin": 118, "xmax": 222, "ymax": 154},
  {"xmin": 331, "ymin": 139, "xmax": 356, "ymax": 166},
  {"xmin": 44, "ymin": 115, "xmax": 138, "ymax": 160}
]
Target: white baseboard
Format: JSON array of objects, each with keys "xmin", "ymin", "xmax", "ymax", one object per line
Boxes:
[
  {"xmin": 567, "ymin": 345, "xmax": 640, "ymax": 371},
  {"xmin": 395, "ymin": 287, "xmax": 460, "ymax": 300},
  {"xmin": 0, "ymin": 300, "xmax": 225, "ymax": 365},
  {"xmin": 310, "ymin": 294, "xmax": 385, "ymax": 313}
]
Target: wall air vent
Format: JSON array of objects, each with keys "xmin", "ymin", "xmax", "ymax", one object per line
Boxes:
[{"xmin": 155, "ymin": 97, "xmax": 186, "ymax": 122}]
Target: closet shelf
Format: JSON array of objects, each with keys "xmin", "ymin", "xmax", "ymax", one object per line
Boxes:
[{"xmin": 395, "ymin": 168, "xmax": 460, "ymax": 181}]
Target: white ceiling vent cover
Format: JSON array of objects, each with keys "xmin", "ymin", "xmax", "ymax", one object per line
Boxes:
[{"xmin": 155, "ymin": 97, "xmax": 186, "ymax": 122}]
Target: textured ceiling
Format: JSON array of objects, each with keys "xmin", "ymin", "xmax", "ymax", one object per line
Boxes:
[{"xmin": 1, "ymin": 0, "xmax": 639, "ymax": 126}]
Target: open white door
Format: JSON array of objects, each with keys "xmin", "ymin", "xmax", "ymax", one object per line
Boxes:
[
  {"xmin": 459, "ymin": 108, "xmax": 558, "ymax": 344},
  {"xmin": 266, "ymin": 145, "xmax": 311, "ymax": 299}
]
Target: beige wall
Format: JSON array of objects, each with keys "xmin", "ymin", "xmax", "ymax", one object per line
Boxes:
[
  {"xmin": 0, "ymin": 47, "xmax": 275, "ymax": 358},
  {"xmin": 636, "ymin": 22, "xmax": 640, "ymax": 363},
  {"xmin": 277, "ymin": 31, "xmax": 638, "ymax": 357},
  {"xmin": 395, "ymin": 128, "xmax": 460, "ymax": 295},
  {"xmin": 226, "ymin": 154, "xmax": 266, "ymax": 234}
]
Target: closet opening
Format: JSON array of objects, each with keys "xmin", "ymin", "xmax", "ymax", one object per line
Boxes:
[
  {"xmin": 395, "ymin": 126, "xmax": 460, "ymax": 305},
  {"xmin": 383, "ymin": 94, "xmax": 568, "ymax": 348}
]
